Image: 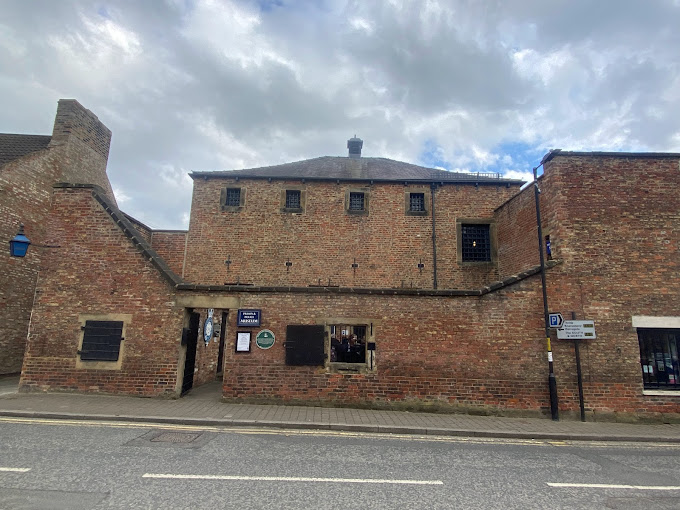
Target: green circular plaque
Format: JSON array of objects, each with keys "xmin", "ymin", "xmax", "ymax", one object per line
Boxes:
[{"xmin": 255, "ymin": 329, "xmax": 275, "ymax": 349}]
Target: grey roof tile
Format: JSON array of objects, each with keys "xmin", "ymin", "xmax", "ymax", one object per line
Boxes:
[
  {"xmin": 191, "ymin": 156, "xmax": 523, "ymax": 184},
  {"xmin": 0, "ymin": 134, "xmax": 51, "ymax": 167}
]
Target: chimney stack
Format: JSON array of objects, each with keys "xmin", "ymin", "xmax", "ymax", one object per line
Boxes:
[{"xmin": 347, "ymin": 136, "xmax": 363, "ymax": 158}]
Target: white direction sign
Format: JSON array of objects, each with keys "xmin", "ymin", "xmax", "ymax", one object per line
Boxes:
[
  {"xmin": 557, "ymin": 320, "xmax": 596, "ymax": 340},
  {"xmin": 549, "ymin": 313, "xmax": 564, "ymax": 329}
]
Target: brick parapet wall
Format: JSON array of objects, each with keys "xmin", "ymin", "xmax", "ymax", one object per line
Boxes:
[
  {"xmin": 185, "ymin": 178, "xmax": 518, "ymax": 290},
  {"xmin": 19, "ymin": 187, "xmax": 184, "ymax": 396},
  {"xmin": 151, "ymin": 231, "xmax": 188, "ymax": 277}
]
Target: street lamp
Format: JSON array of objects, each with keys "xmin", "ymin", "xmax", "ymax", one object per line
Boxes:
[{"xmin": 9, "ymin": 224, "xmax": 31, "ymax": 257}]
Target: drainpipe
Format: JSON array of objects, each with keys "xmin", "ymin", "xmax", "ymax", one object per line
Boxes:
[
  {"xmin": 534, "ymin": 165, "xmax": 559, "ymax": 421},
  {"xmin": 431, "ymin": 183, "xmax": 438, "ymax": 289}
]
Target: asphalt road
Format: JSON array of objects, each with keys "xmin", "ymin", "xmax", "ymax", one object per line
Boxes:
[{"xmin": 1, "ymin": 417, "xmax": 679, "ymax": 510}]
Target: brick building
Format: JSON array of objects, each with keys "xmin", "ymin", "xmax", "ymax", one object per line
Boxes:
[
  {"xmin": 6, "ymin": 102, "xmax": 680, "ymax": 420},
  {"xmin": 0, "ymin": 100, "xmax": 115, "ymax": 375}
]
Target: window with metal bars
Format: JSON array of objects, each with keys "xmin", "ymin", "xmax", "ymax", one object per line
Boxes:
[
  {"xmin": 285, "ymin": 190, "xmax": 301, "ymax": 209},
  {"xmin": 79, "ymin": 320, "xmax": 124, "ymax": 361},
  {"xmin": 638, "ymin": 328, "xmax": 680, "ymax": 389},
  {"xmin": 349, "ymin": 192, "xmax": 365, "ymax": 211},
  {"xmin": 409, "ymin": 193, "xmax": 425, "ymax": 212},
  {"xmin": 461, "ymin": 224, "xmax": 491, "ymax": 262},
  {"xmin": 225, "ymin": 188, "xmax": 241, "ymax": 207}
]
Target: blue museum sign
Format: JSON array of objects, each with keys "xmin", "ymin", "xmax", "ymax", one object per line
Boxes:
[{"xmin": 237, "ymin": 309, "xmax": 261, "ymax": 327}]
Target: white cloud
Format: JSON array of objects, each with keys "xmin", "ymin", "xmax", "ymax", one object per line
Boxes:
[{"xmin": 0, "ymin": 0, "xmax": 679, "ymax": 228}]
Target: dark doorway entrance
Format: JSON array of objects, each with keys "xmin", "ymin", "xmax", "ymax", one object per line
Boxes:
[
  {"xmin": 181, "ymin": 311, "xmax": 200, "ymax": 395},
  {"xmin": 216, "ymin": 311, "xmax": 227, "ymax": 379}
]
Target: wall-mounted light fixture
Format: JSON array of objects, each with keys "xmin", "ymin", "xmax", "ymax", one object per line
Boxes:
[
  {"xmin": 9, "ymin": 225, "xmax": 31, "ymax": 257},
  {"xmin": 9, "ymin": 224, "xmax": 60, "ymax": 257}
]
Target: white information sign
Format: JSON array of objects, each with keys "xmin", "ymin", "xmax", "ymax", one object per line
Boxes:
[
  {"xmin": 236, "ymin": 332, "xmax": 251, "ymax": 352},
  {"xmin": 557, "ymin": 320, "xmax": 596, "ymax": 340}
]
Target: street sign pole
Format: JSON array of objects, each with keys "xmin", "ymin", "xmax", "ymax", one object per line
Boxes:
[
  {"xmin": 571, "ymin": 312, "xmax": 586, "ymax": 422},
  {"xmin": 533, "ymin": 165, "xmax": 559, "ymax": 421}
]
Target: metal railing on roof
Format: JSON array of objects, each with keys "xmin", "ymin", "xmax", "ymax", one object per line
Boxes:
[{"xmin": 432, "ymin": 171, "xmax": 503, "ymax": 180}]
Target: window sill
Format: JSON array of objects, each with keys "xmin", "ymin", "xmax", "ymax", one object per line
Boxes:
[
  {"xmin": 281, "ymin": 208, "xmax": 304, "ymax": 214},
  {"xmin": 643, "ymin": 389, "xmax": 680, "ymax": 397},
  {"xmin": 327, "ymin": 362, "xmax": 371, "ymax": 374}
]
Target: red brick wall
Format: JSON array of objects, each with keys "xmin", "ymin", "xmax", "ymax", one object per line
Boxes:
[
  {"xmin": 151, "ymin": 231, "xmax": 187, "ymax": 277},
  {"xmin": 492, "ymin": 155, "xmax": 680, "ymax": 416},
  {"xmin": 0, "ymin": 100, "xmax": 115, "ymax": 375},
  {"xmin": 19, "ymin": 187, "xmax": 184, "ymax": 396},
  {"xmin": 184, "ymin": 178, "xmax": 518, "ymax": 290},
  {"xmin": 540, "ymin": 155, "xmax": 680, "ymax": 416},
  {"xmin": 218, "ymin": 285, "xmax": 555, "ymax": 413},
  {"xmin": 0, "ymin": 150, "xmax": 59, "ymax": 374}
]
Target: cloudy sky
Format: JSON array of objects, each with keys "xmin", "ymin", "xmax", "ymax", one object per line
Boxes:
[{"xmin": 2, "ymin": 0, "xmax": 679, "ymax": 229}]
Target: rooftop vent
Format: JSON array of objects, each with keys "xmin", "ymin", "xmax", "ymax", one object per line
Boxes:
[{"xmin": 347, "ymin": 136, "xmax": 363, "ymax": 158}]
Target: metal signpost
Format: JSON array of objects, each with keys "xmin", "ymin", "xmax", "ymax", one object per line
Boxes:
[{"xmin": 551, "ymin": 312, "xmax": 596, "ymax": 422}]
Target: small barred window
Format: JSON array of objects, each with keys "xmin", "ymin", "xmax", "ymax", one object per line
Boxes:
[
  {"xmin": 349, "ymin": 192, "xmax": 365, "ymax": 211},
  {"xmin": 225, "ymin": 188, "xmax": 241, "ymax": 207},
  {"xmin": 286, "ymin": 190, "xmax": 301, "ymax": 209},
  {"xmin": 409, "ymin": 193, "xmax": 425, "ymax": 212},
  {"xmin": 461, "ymin": 224, "xmax": 491, "ymax": 262}
]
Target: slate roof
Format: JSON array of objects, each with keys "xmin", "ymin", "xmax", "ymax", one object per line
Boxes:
[
  {"xmin": 191, "ymin": 156, "xmax": 524, "ymax": 185},
  {"xmin": 0, "ymin": 134, "xmax": 51, "ymax": 167}
]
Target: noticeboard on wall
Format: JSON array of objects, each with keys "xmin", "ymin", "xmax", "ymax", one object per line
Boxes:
[{"xmin": 236, "ymin": 331, "xmax": 251, "ymax": 353}]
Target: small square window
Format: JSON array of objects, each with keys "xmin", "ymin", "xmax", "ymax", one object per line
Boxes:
[
  {"xmin": 461, "ymin": 224, "xmax": 491, "ymax": 262},
  {"xmin": 409, "ymin": 193, "xmax": 425, "ymax": 212},
  {"xmin": 349, "ymin": 192, "xmax": 365, "ymax": 211},
  {"xmin": 79, "ymin": 320, "xmax": 124, "ymax": 361},
  {"xmin": 286, "ymin": 190, "xmax": 301, "ymax": 209},
  {"xmin": 226, "ymin": 188, "xmax": 241, "ymax": 207}
]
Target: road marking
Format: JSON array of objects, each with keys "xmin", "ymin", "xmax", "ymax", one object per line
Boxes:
[
  {"xmin": 1, "ymin": 417, "xmax": 679, "ymax": 450},
  {"xmin": 548, "ymin": 483, "xmax": 680, "ymax": 490},
  {"xmin": 0, "ymin": 467, "xmax": 31, "ymax": 472},
  {"xmin": 143, "ymin": 473, "xmax": 443, "ymax": 485}
]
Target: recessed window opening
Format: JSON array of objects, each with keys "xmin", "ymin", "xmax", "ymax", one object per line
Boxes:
[
  {"xmin": 638, "ymin": 328, "xmax": 680, "ymax": 390},
  {"xmin": 79, "ymin": 320, "xmax": 124, "ymax": 361},
  {"xmin": 349, "ymin": 192, "xmax": 365, "ymax": 211},
  {"xmin": 225, "ymin": 188, "xmax": 241, "ymax": 207},
  {"xmin": 285, "ymin": 189, "xmax": 301, "ymax": 209},
  {"xmin": 330, "ymin": 324, "xmax": 367, "ymax": 364},
  {"xmin": 461, "ymin": 224, "xmax": 491, "ymax": 262},
  {"xmin": 409, "ymin": 193, "xmax": 425, "ymax": 212}
]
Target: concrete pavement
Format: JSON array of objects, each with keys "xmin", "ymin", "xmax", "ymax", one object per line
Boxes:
[{"xmin": 1, "ymin": 375, "xmax": 680, "ymax": 443}]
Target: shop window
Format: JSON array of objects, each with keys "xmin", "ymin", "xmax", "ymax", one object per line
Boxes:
[
  {"xmin": 285, "ymin": 325, "xmax": 325, "ymax": 366},
  {"xmin": 638, "ymin": 328, "xmax": 680, "ymax": 390},
  {"xmin": 79, "ymin": 320, "xmax": 124, "ymax": 361},
  {"xmin": 220, "ymin": 187, "xmax": 245, "ymax": 211}
]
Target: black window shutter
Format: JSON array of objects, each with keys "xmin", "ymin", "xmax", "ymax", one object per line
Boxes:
[
  {"xmin": 80, "ymin": 320, "xmax": 124, "ymax": 361},
  {"xmin": 285, "ymin": 325, "xmax": 325, "ymax": 366}
]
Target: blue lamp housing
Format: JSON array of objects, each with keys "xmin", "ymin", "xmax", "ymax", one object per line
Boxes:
[{"xmin": 9, "ymin": 225, "xmax": 31, "ymax": 257}]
